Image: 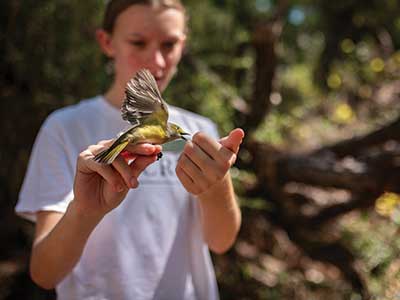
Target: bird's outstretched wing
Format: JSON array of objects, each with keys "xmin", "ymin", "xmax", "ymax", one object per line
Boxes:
[{"xmin": 121, "ymin": 69, "xmax": 169, "ymax": 126}]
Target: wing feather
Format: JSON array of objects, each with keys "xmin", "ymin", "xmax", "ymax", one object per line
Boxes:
[{"xmin": 121, "ymin": 69, "xmax": 168, "ymax": 125}]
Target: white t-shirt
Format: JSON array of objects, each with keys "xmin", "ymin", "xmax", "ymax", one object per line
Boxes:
[{"xmin": 16, "ymin": 96, "xmax": 220, "ymax": 300}]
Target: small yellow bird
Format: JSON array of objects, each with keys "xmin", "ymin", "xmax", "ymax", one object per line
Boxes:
[{"xmin": 94, "ymin": 69, "xmax": 189, "ymax": 164}]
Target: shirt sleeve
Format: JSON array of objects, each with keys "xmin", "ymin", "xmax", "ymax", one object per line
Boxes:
[{"xmin": 16, "ymin": 115, "xmax": 75, "ymax": 222}]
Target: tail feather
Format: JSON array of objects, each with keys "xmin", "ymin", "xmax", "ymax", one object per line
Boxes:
[{"xmin": 94, "ymin": 140, "xmax": 130, "ymax": 164}]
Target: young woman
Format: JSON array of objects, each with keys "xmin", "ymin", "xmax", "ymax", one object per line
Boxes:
[{"xmin": 16, "ymin": 1, "xmax": 244, "ymax": 299}]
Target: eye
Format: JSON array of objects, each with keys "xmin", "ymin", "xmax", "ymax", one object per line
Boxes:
[
  {"xmin": 162, "ymin": 40, "xmax": 178, "ymax": 51},
  {"xmin": 129, "ymin": 40, "xmax": 146, "ymax": 48}
]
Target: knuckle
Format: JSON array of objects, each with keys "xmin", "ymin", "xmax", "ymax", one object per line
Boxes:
[
  {"xmin": 192, "ymin": 132, "xmax": 207, "ymax": 144},
  {"xmin": 88, "ymin": 144, "xmax": 99, "ymax": 152},
  {"xmin": 183, "ymin": 143, "xmax": 195, "ymax": 156},
  {"xmin": 191, "ymin": 186, "xmax": 201, "ymax": 195},
  {"xmin": 221, "ymin": 147, "xmax": 234, "ymax": 160},
  {"xmin": 79, "ymin": 151, "xmax": 87, "ymax": 159},
  {"xmin": 230, "ymin": 153, "xmax": 237, "ymax": 165},
  {"xmin": 175, "ymin": 165, "xmax": 184, "ymax": 177},
  {"xmin": 179, "ymin": 155, "xmax": 189, "ymax": 168},
  {"xmin": 98, "ymin": 139, "xmax": 113, "ymax": 146},
  {"xmin": 221, "ymin": 159, "xmax": 231, "ymax": 171},
  {"xmin": 79, "ymin": 149, "xmax": 93, "ymax": 161}
]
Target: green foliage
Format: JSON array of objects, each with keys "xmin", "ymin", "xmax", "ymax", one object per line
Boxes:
[
  {"xmin": 1, "ymin": 0, "xmax": 108, "ymax": 105},
  {"xmin": 340, "ymin": 213, "xmax": 400, "ymax": 298},
  {"xmin": 164, "ymin": 61, "xmax": 236, "ymax": 134}
]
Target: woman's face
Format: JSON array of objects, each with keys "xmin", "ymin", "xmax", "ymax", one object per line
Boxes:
[{"xmin": 99, "ymin": 5, "xmax": 186, "ymax": 92}]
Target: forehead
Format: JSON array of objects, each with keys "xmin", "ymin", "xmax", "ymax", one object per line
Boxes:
[{"xmin": 114, "ymin": 5, "xmax": 186, "ymax": 37}]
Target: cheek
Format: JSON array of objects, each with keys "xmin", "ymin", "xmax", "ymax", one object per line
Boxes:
[
  {"xmin": 163, "ymin": 48, "xmax": 183, "ymax": 75},
  {"xmin": 114, "ymin": 51, "xmax": 144, "ymax": 75},
  {"xmin": 168, "ymin": 46, "xmax": 184, "ymax": 65}
]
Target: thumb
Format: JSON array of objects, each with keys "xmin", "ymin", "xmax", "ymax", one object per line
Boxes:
[{"xmin": 219, "ymin": 128, "xmax": 245, "ymax": 154}]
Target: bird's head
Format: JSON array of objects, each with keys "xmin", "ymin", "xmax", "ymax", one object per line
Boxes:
[{"xmin": 167, "ymin": 123, "xmax": 190, "ymax": 141}]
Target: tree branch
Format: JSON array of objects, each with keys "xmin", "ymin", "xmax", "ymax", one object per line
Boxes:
[{"xmin": 313, "ymin": 116, "xmax": 400, "ymax": 158}]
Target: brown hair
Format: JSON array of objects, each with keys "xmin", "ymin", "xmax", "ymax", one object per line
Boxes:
[{"xmin": 103, "ymin": 0, "xmax": 187, "ymax": 33}]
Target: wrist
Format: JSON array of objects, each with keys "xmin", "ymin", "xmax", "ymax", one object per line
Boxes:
[
  {"xmin": 197, "ymin": 173, "xmax": 231, "ymax": 201},
  {"xmin": 67, "ymin": 200, "xmax": 105, "ymax": 225}
]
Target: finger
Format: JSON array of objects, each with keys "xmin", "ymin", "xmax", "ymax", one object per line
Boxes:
[
  {"xmin": 88, "ymin": 143, "xmax": 132, "ymax": 166},
  {"xmin": 191, "ymin": 132, "xmax": 222, "ymax": 159},
  {"xmin": 219, "ymin": 128, "xmax": 245, "ymax": 154},
  {"xmin": 111, "ymin": 156, "xmax": 136, "ymax": 188},
  {"xmin": 121, "ymin": 151, "xmax": 137, "ymax": 162},
  {"xmin": 175, "ymin": 165, "xmax": 200, "ymax": 195},
  {"xmin": 178, "ymin": 154, "xmax": 209, "ymax": 188},
  {"xmin": 88, "ymin": 144, "xmax": 107, "ymax": 155},
  {"xmin": 130, "ymin": 155, "xmax": 158, "ymax": 183},
  {"xmin": 90, "ymin": 140, "xmax": 162, "ymax": 156},
  {"xmin": 124, "ymin": 143, "xmax": 162, "ymax": 156},
  {"xmin": 98, "ymin": 139, "xmax": 114, "ymax": 147},
  {"xmin": 97, "ymin": 165, "xmax": 127, "ymax": 193},
  {"xmin": 88, "ymin": 143, "xmax": 159, "ymax": 188},
  {"xmin": 183, "ymin": 142, "xmax": 220, "ymax": 179},
  {"xmin": 191, "ymin": 132, "xmax": 235, "ymax": 166},
  {"xmin": 79, "ymin": 150, "xmax": 127, "ymax": 192}
]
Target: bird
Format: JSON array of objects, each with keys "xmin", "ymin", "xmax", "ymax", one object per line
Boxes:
[{"xmin": 93, "ymin": 69, "xmax": 189, "ymax": 164}]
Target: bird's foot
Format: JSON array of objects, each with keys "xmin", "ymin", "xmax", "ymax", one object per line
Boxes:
[{"xmin": 157, "ymin": 152, "xmax": 163, "ymax": 160}]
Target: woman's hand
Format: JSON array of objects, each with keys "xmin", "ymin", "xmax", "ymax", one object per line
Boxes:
[
  {"xmin": 73, "ymin": 140, "xmax": 161, "ymax": 217},
  {"xmin": 175, "ymin": 128, "xmax": 244, "ymax": 195}
]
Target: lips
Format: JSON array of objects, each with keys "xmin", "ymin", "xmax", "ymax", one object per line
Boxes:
[
  {"xmin": 154, "ymin": 76, "xmax": 165, "ymax": 88},
  {"xmin": 148, "ymin": 71, "xmax": 166, "ymax": 89}
]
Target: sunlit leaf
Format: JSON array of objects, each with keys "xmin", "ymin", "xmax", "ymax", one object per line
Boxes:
[
  {"xmin": 333, "ymin": 103, "xmax": 354, "ymax": 123},
  {"xmin": 375, "ymin": 192, "xmax": 400, "ymax": 217}
]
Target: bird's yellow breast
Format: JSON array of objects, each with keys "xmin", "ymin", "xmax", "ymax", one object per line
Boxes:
[{"xmin": 130, "ymin": 125, "xmax": 168, "ymax": 144}]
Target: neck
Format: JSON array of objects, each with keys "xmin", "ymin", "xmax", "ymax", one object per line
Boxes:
[{"xmin": 104, "ymin": 80, "xmax": 125, "ymax": 109}]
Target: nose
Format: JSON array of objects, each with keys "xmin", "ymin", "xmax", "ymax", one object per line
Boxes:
[{"xmin": 146, "ymin": 48, "xmax": 166, "ymax": 73}]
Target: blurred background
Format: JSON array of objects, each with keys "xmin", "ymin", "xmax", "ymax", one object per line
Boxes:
[{"xmin": 1, "ymin": 0, "xmax": 400, "ymax": 299}]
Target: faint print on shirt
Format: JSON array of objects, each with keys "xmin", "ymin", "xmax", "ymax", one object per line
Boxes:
[{"xmin": 140, "ymin": 152, "xmax": 181, "ymax": 185}]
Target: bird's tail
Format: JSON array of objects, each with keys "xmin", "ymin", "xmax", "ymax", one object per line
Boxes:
[{"xmin": 93, "ymin": 137, "xmax": 130, "ymax": 164}]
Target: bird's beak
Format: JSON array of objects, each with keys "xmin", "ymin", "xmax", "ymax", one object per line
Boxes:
[{"xmin": 180, "ymin": 132, "xmax": 190, "ymax": 141}]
